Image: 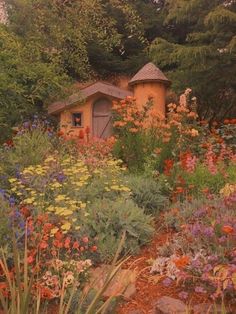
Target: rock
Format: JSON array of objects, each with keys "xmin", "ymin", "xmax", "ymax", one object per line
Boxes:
[
  {"xmin": 193, "ymin": 303, "xmax": 228, "ymax": 314},
  {"xmin": 123, "ymin": 282, "xmax": 136, "ymax": 299},
  {"xmin": 87, "ymin": 265, "xmax": 137, "ymax": 299},
  {"xmin": 154, "ymin": 296, "xmax": 187, "ymax": 314}
]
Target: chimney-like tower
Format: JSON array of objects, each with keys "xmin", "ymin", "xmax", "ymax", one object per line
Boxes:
[{"xmin": 129, "ymin": 62, "xmax": 171, "ymax": 118}]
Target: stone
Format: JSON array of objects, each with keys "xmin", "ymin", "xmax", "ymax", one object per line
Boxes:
[
  {"xmin": 193, "ymin": 303, "xmax": 228, "ymax": 314},
  {"xmin": 87, "ymin": 265, "xmax": 137, "ymax": 299},
  {"xmin": 154, "ymin": 296, "xmax": 187, "ymax": 314}
]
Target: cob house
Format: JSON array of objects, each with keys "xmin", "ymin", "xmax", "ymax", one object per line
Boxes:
[{"xmin": 48, "ymin": 62, "xmax": 171, "ymax": 139}]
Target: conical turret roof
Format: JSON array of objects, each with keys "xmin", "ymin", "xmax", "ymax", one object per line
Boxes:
[{"xmin": 129, "ymin": 62, "xmax": 171, "ymax": 86}]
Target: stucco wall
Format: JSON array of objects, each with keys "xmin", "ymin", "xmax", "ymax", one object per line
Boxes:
[
  {"xmin": 133, "ymin": 82, "xmax": 166, "ymax": 119},
  {"xmin": 60, "ymin": 94, "xmax": 115, "ymax": 139}
]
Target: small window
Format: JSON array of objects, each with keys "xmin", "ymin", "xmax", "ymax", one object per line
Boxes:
[{"xmin": 72, "ymin": 112, "xmax": 83, "ymax": 127}]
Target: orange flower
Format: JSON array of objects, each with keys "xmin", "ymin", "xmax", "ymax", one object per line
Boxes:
[
  {"xmin": 174, "ymin": 256, "xmax": 190, "ymax": 269},
  {"xmin": 222, "ymin": 225, "xmax": 234, "ymax": 235},
  {"xmin": 129, "ymin": 128, "xmax": 138, "ymax": 133}
]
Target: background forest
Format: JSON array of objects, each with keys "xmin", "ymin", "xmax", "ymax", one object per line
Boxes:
[{"xmin": 0, "ymin": 0, "xmax": 236, "ymax": 142}]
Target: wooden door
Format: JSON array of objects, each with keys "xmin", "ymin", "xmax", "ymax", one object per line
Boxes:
[{"xmin": 93, "ymin": 98, "xmax": 113, "ymax": 139}]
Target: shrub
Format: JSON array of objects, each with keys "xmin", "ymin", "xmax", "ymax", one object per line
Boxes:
[
  {"xmin": 126, "ymin": 175, "xmax": 168, "ymax": 215},
  {"xmin": 112, "ymin": 96, "xmax": 155, "ymax": 172},
  {"xmin": 81, "ymin": 198, "xmax": 154, "ymax": 262}
]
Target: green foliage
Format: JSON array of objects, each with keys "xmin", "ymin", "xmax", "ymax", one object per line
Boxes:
[
  {"xmin": 113, "ymin": 131, "xmax": 147, "ymax": 173},
  {"xmin": 0, "ymin": 128, "xmax": 54, "ymax": 189},
  {"xmin": 126, "ymin": 175, "xmax": 168, "ymax": 215},
  {"xmin": 182, "ymin": 164, "xmax": 226, "ymax": 194},
  {"xmin": 82, "ymin": 198, "xmax": 154, "ymax": 262},
  {"xmin": 149, "ymin": 0, "xmax": 236, "ymax": 120},
  {"xmin": 0, "ymin": 195, "xmax": 11, "ymax": 248},
  {"xmin": 0, "ymin": 25, "xmax": 69, "ymax": 142}
]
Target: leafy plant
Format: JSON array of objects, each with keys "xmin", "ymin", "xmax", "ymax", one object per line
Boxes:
[
  {"xmin": 82, "ymin": 198, "xmax": 154, "ymax": 262},
  {"xmin": 126, "ymin": 175, "xmax": 168, "ymax": 215}
]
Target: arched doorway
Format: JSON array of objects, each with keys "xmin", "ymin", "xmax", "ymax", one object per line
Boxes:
[{"xmin": 93, "ymin": 98, "xmax": 113, "ymax": 139}]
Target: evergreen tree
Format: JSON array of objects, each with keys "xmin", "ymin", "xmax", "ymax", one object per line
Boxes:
[{"xmin": 149, "ymin": 0, "xmax": 236, "ymax": 120}]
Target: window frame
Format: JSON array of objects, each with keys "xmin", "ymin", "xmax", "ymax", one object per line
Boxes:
[{"xmin": 71, "ymin": 112, "xmax": 83, "ymax": 128}]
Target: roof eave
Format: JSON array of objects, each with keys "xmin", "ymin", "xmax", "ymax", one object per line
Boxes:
[
  {"xmin": 129, "ymin": 79, "xmax": 171, "ymax": 87},
  {"xmin": 48, "ymin": 90, "xmax": 133, "ymax": 115}
]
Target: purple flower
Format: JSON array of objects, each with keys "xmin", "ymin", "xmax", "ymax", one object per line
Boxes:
[
  {"xmin": 23, "ymin": 121, "xmax": 30, "ymax": 128},
  {"xmin": 219, "ymin": 236, "xmax": 227, "ymax": 244},
  {"xmin": 162, "ymin": 277, "xmax": 173, "ymax": 287},
  {"xmin": 194, "ymin": 207, "xmax": 207, "ymax": 218},
  {"xmin": 203, "ymin": 227, "xmax": 214, "ymax": 237},
  {"xmin": 191, "ymin": 258, "xmax": 202, "ymax": 268},
  {"xmin": 207, "ymin": 255, "xmax": 219, "ymax": 263},
  {"xmin": 203, "ymin": 264, "xmax": 213, "ymax": 272},
  {"xmin": 57, "ymin": 173, "xmax": 66, "ymax": 183},
  {"xmin": 195, "ymin": 286, "xmax": 207, "ymax": 294},
  {"xmin": 9, "ymin": 196, "xmax": 15, "ymax": 205},
  {"xmin": 178, "ymin": 291, "xmax": 188, "ymax": 300},
  {"xmin": 190, "ymin": 223, "xmax": 202, "ymax": 236}
]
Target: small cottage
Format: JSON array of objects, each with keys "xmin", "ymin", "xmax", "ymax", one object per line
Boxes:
[{"xmin": 48, "ymin": 62, "xmax": 170, "ymax": 139}]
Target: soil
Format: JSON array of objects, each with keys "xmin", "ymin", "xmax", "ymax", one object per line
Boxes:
[{"xmin": 116, "ymin": 225, "xmax": 217, "ymax": 314}]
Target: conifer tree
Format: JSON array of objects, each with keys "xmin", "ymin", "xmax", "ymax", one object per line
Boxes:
[{"xmin": 150, "ymin": 0, "xmax": 236, "ymax": 120}]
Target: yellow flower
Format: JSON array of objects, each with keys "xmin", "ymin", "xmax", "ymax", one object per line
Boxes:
[
  {"xmin": 9, "ymin": 178, "xmax": 18, "ymax": 183},
  {"xmin": 110, "ymin": 185, "xmax": 120, "ymax": 191},
  {"xmin": 47, "ymin": 206, "xmax": 55, "ymax": 212},
  {"xmin": 55, "ymin": 195, "xmax": 66, "ymax": 202},
  {"xmin": 61, "ymin": 222, "xmax": 71, "ymax": 231},
  {"xmin": 80, "ymin": 203, "xmax": 86, "ymax": 209},
  {"xmin": 60, "ymin": 209, "xmax": 73, "ymax": 216},
  {"xmin": 50, "ymin": 182, "xmax": 62, "ymax": 188},
  {"xmin": 24, "ymin": 197, "xmax": 35, "ymax": 204},
  {"xmin": 50, "ymin": 227, "xmax": 59, "ymax": 235}
]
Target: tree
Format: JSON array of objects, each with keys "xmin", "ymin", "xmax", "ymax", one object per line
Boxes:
[
  {"xmin": 6, "ymin": 0, "xmax": 147, "ymax": 79},
  {"xmin": 0, "ymin": 25, "xmax": 69, "ymax": 142},
  {"xmin": 149, "ymin": 0, "xmax": 236, "ymax": 120}
]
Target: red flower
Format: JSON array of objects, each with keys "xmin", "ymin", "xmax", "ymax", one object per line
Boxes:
[
  {"xmin": 57, "ymin": 130, "xmax": 64, "ymax": 137},
  {"xmin": 39, "ymin": 286, "xmax": 55, "ymax": 299},
  {"xmin": 27, "ymin": 255, "xmax": 34, "ymax": 264},
  {"xmin": 53, "ymin": 239, "xmax": 63, "ymax": 249},
  {"xmin": 91, "ymin": 245, "xmax": 97, "ymax": 252},
  {"xmin": 64, "ymin": 237, "xmax": 71, "ymax": 249},
  {"xmin": 43, "ymin": 223, "xmax": 53, "ymax": 233},
  {"xmin": 4, "ymin": 139, "xmax": 14, "ymax": 147},
  {"xmin": 164, "ymin": 159, "xmax": 174, "ymax": 176},
  {"xmin": 82, "ymin": 237, "xmax": 89, "ymax": 243},
  {"xmin": 20, "ymin": 206, "xmax": 31, "ymax": 218},
  {"xmin": 79, "ymin": 130, "xmax": 84, "ymax": 139},
  {"xmin": 72, "ymin": 241, "xmax": 80, "ymax": 249},
  {"xmin": 55, "ymin": 231, "xmax": 63, "ymax": 241},
  {"xmin": 39, "ymin": 241, "xmax": 48, "ymax": 250}
]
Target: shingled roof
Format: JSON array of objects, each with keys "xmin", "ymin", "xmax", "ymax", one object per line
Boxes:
[
  {"xmin": 129, "ymin": 62, "xmax": 171, "ymax": 86},
  {"xmin": 48, "ymin": 81, "xmax": 133, "ymax": 114}
]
